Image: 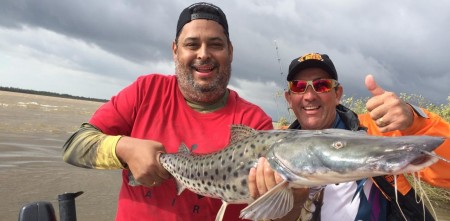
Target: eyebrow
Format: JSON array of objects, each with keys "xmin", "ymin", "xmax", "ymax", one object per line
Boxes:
[
  {"xmin": 293, "ymin": 77, "xmax": 327, "ymax": 81},
  {"xmin": 182, "ymin": 36, "xmax": 226, "ymax": 43}
]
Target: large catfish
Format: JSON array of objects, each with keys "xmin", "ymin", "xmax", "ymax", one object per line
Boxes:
[{"xmin": 129, "ymin": 125, "xmax": 445, "ymax": 221}]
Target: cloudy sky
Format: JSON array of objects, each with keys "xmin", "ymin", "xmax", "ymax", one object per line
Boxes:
[{"xmin": 1, "ymin": 0, "xmax": 449, "ymax": 121}]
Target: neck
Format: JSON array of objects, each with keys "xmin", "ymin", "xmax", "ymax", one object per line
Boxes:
[{"xmin": 185, "ymin": 90, "xmax": 229, "ymax": 113}]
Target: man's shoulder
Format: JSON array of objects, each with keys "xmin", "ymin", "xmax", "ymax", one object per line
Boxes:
[
  {"xmin": 136, "ymin": 74, "xmax": 175, "ymax": 83},
  {"xmin": 229, "ymin": 89, "xmax": 265, "ymax": 112},
  {"xmin": 132, "ymin": 74, "xmax": 177, "ymax": 91},
  {"xmin": 228, "ymin": 89, "xmax": 273, "ymax": 129}
]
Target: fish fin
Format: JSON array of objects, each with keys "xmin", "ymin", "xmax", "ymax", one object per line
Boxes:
[
  {"xmin": 230, "ymin": 125, "xmax": 257, "ymax": 143},
  {"xmin": 215, "ymin": 200, "xmax": 229, "ymax": 221},
  {"xmin": 127, "ymin": 171, "xmax": 141, "ymax": 186},
  {"xmin": 240, "ymin": 180, "xmax": 293, "ymax": 220},
  {"xmin": 175, "ymin": 178, "xmax": 186, "ymax": 195},
  {"xmin": 177, "ymin": 142, "xmax": 191, "ymax": 154}
]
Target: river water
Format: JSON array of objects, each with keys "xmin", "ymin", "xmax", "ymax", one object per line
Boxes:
[
  {"xmin": 0, "ymin": 91, "xmax": 449, "ymax": 221},
  {"xmin": 0, "ymin": 91, "xmax": 120, "ymax": 221}
]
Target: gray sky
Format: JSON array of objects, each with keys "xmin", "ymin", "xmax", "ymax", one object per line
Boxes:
[{"xmin": 1, "ymin": 0, "xmax": 449, "ymax": 121}]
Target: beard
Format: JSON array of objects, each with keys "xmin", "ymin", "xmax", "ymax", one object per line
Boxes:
[{"xmin": 175, "ymin": 59, "xmax": 231, "ymax": 104}]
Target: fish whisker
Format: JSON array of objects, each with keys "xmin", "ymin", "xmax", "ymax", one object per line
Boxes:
[
  {"xmin": 420, "ymin": 150, "xmax": 450, "ymax": 163},
  {"xmin": 411, "ymin": 173, "xmax": 439, "ymax": 221}
]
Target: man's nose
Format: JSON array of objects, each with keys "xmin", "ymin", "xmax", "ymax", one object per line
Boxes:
[
  {"xmin": 197, "ymin": 44, "xmax": 211, "ymax": 60},
  {"xmin": 302, "ymin": 85, "xmax": 317, "ymax": 99}
]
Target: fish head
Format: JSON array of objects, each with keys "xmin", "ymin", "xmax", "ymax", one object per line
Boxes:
[{"xmin": 266, "ymin": 129, "xmax": 444, "ymax": 186}]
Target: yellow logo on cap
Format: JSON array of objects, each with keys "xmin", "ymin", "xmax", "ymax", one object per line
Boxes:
[{"xmin": 299, "ymin": 53, "xmax": 323, "ymax": 62}]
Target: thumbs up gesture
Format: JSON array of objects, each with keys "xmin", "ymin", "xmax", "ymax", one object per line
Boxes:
[{"xmin": 365, "ymin": 74, "xmax": 414, "ymax": 132}]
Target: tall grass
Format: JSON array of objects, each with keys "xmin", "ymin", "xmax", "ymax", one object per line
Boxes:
[
  {"xmin": 340, "ymin": 94, "xmax": 450, "ymax": 122},
  {"xmin": 276, "ymin": 94, "xmax": 450, "ymax": 125}
]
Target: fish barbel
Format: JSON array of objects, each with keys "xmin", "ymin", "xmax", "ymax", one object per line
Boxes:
[{"xmin": 129, "ymin": 125, "xmax": 445, "ymax": 221}]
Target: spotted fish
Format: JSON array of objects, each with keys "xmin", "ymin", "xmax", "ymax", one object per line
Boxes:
[{"xmin": 130, "ymin": 125, "xmax": 445, "ymax": 221}]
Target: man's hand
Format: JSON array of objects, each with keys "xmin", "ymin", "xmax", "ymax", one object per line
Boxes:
[
  {"xmin": 248, "ymin": 157, "xmax": 284, "ymax": 198},
  {"xmin": 365, "ymin": 74, "xmax": 414, "ymax": 132},
  {"xmin": 248, "ymin": 157, "xmax": 309, "ymax": 221},
  {"xmin": 116, "ymin": 137, "xmax": 171, "ymax": 187}
]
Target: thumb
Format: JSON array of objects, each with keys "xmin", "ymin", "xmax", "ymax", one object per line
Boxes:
[
  {"xmin": 365, "ymin": 74, "xmax": 385, "ymax": 96},
  {"xmin": 156, "ymin": 151, "xmax": 171, "ymax": 179}
]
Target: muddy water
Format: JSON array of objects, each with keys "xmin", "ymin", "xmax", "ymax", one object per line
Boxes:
[{"xmin": 0, "ymin": 91, "xmax": 120, "ymax": 221}]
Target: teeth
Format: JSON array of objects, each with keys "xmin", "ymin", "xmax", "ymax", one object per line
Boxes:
[
  {"xmin": 195, "ymin": 66, "xmax": 213, "ymax": 72},
  {"xmin": 304, "ymin": 106, "xmax": 319, "ymax": 110}
]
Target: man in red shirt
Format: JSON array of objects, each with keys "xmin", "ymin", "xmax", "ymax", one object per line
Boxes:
[{"xmin": 62, "ymin": 2, "xmax": 304, "ymax": 221}]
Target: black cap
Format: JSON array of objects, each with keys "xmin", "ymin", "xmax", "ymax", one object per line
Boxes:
[
  {"xmin": 287, "ymin": 53, "xmax": 338, "ymax": 81},
  {"xmin": 176, "ymin": 2, "xmax": 229, "ymax": 39}
]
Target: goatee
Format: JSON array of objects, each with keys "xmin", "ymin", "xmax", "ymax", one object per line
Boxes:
[{"xmin": 175, "ymin": 60, "xmax": 231, "ymax": 104}]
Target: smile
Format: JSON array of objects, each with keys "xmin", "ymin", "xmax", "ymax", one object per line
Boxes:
[
  {"xmin": 303, "ymin": 106, "xmax": 320, "ymax": 110},
  {"xmin": 193, "ymin": 65, "xmax": 214, "ymax": 72}
]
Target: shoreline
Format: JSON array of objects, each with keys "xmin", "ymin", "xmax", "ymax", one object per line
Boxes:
[{"xmin": 0, "ymin": 87, "xmax": 108, "ymax": 103}]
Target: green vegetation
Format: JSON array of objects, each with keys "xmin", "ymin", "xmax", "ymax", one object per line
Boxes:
[
  {"xmin": 340, "ymin": 93, "xmax": 450, "ymax": 122},
  {"xmin": 276, "ymin": 93, "xmax": 450, "ymax": 126},
  {"xmin": 0, "ymin": 86, "xmax": 108, "ymax": 103}
]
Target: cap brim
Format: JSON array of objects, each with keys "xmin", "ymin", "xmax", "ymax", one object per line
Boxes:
[{"xmin": 287, "ymin": 60, "xmax": 336, "ymax": 80}]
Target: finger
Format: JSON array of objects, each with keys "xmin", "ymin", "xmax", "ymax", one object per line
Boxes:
[
  {"xmin": 136, "ymin": 174, "xmax": 157, "ymax": 187},
  {"xmin": 274, "ymin": 172, "xmax": 284, "ymax": 184},
  {"xmin": 263, "ymin": 159, "xmax": 276, "ymax": 189},
  {"xmin": 248, "ymin": 167, "xmax": 258, "ymax": 198},
  {"xmin": 137, "ymin": 171, "xmax": 163, "ymax": 187},
  {"xmin": 365, "ymin": 74, "xmax": 385, "ymax": 97},
  {"xmin": 368, "ymin": 107, "xmax": 385, "ymax": 121},
  {"xmin": 256, "ymin": 158, "xmax": 268, "ymax": 194},
  {"xmin": 151, "ymin": 175, "xmax": 165, "ymax": 184},
  {"xmin": 147, "ymin": 180, "xmax": 160, "ymax": 187},
  {"xmin": 375, "ymin": 117, "xmax": 389, "ymax": 128},
  {"xmin": 377, "ymin": 127, "xmax": 390, "ymax": 133},
  {"xmin": 155, "ymin": 151, "xmax": 171, "ymax": 179}
]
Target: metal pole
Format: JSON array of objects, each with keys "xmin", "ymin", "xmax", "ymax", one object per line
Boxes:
[{"xmin": 57, "ymin": 191, "xmax": 83, "ymax": 221}]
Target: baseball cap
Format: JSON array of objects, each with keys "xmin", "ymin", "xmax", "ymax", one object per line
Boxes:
[
  {"xmin": 176, "ymin": 2, "xmax": 229, "ymax": 39},
  {"xmin": 287, "ymin": 53, "xmax": 338, "ymax": 81}
]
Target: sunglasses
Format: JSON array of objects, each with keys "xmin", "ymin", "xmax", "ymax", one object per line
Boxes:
[{"xmin": 288, "ymin": 79, "xmax": 339, "ymax": 94}]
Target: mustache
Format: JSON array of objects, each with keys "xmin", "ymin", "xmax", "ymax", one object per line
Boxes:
[{"xmin": 191, "ymin": 60, "xmax": 217, "ymax": 68}]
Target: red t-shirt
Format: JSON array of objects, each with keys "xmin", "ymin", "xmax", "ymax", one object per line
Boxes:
[{"xmin": 89, "ymin": 74, "xmax": 273, "ymax": 221}]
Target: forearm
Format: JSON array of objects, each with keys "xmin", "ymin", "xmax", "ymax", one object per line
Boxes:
[{"xmin": 62, "ymin": 123, "xmax": 124, "ymax": 169}]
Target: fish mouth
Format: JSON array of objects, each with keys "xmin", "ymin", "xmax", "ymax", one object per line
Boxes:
[
  {"xmin": 410, "ymin": 155, "xmax": 431, "ymax": 166},
  {"xmin": 397, "ymin": 154, "xmax": 438, "ymax": 174}
]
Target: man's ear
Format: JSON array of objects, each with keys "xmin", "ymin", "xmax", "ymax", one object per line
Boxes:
[
  {"xmin": 284, "ymin": 90, "xmax": 292, "ymax": 109},
  {"xmin": 228, "ymin": 41, "xmax": 233, "ymax": 63},
  {"xmin": 335, "ymin": 85, "xmax": 343, "ymax": 104},
  {"xmin": 172, "ymin": 40, "xmax": 178, "ymax": 60}
]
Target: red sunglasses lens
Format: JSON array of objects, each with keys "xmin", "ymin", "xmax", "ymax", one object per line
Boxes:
[
  {"xmin": 290, "ymin": 79, "xmax": 335, "ymax": 93},
  {"xmin": 290, "ymin": 81, "xmax": 307, "ymax": 93},
  {"xmin": 312, "ymin": 79, "xmax": 333, "ymax": 93}
]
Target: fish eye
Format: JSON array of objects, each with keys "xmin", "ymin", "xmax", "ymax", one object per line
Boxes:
[{"xmin": 332, "ymin": 141, "xmax": 345, "ymax": 149}]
